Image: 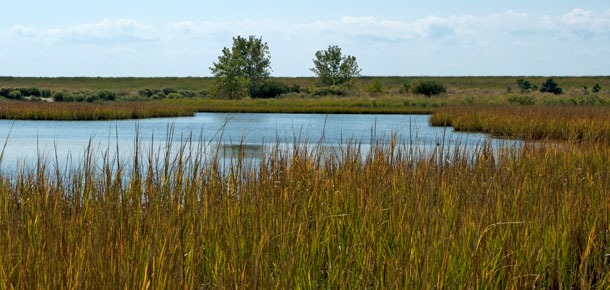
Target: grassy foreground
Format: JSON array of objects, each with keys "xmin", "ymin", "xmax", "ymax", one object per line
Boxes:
[
  {"xmin": 0, "ymin": 138, "xmax": 609, "ymax": 288},
  {"xmin": 431, "ymin": 106, "xmax": 610, "ymax": 143}
]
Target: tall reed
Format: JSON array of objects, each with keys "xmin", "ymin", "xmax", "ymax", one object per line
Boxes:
[
  {"xmin": 0, "ymin": 102, "xmax": 195, "ymax": 120},
  {"xmin": 0, "ymin": 135, "xmax": 608, "ymax": 289},
  {"xmin": 431, "ymin": 105, "xmax": 610, "ymax": 143}
]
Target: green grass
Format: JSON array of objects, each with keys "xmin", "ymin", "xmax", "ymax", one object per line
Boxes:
[
  {"xmin": 2, "ymin": 76, "xmax": 609, "ymax": 93},
  {"xmin": 0, "ymin": 135, "xmax": 608, "ymax": 288}
]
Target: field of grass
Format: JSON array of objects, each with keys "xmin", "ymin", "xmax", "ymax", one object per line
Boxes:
[
  {"xmin": 0, "ymin": 101, "xmax": 195, "ymax": 120},
  {"xmin": 431, "ymin": 106, "xmax": 610, "ymax": 143},
  {"xmin": 0, "ymin": 135, "xmax": 608, "ymax": 288},
  {"xmin": 2, "ymin": 76, "xmax": 609, "ymax": 93}
]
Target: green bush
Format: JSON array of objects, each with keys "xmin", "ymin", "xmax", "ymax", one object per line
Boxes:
[
  {"xmin": 8, "ymin": 90, "xmax": 22, "ymax": 100},
  {"xmin": 516, "ymin": 79, "xmax": 532, "ymax": 93},
  {"xmin": 16, "ymin": 87, "xmax": 41, "ymax": 97},
  {"xmin": 251, "ymin": 80, "xmax": 292, "ymax": 98},
  {"xmin": 166, "ymin": 93, "xmax": 183, "ymax": 99},
  {"xmin": 540, "ymin": 78, "xmax": 563, "ymax": 95},
  {"xmin": 98, "ymin": 90, "xmax": 117, "ymax": 101},
  {"xmin": 151, "ymin": 92, "xmax": 166, "ymax": 100},
  {"xmin": 138, "ymin": 88, "xmax": 153, "ymax": 98},
  {"xmin": 41, "ymin": 90, "xmax": 52, "ymax": 98},
  {"xmin": 399, "ymin": 80, "xmax": 412, "ymax": 94},
  {"xmin": 162, "ymin": 88, "xmax": 177, "ymax": 95},
  {"xmin": 366, "ymin": 79, "xmax": 384, "ymax": 96},
  {"xmin": 52, "ymin": 91, "xmax": 65, "ymax": 102},
  {"xmin": 413, "ymin": 81, "xmax": 447, "ymax": 97},
  {"xmin": 593, "ymin": 83, "xmax": 601, "ymax": 93},
  {"xmin": 179, "ymin": 90, "xmax": 196, "ymax": 98},
  {"xmin": 85, "ymin": 95, "xmax": 99, "ymax": 103}
]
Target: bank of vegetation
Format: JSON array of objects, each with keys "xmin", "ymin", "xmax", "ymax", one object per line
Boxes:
[
  {"xmin": 431, "ymin": 106, "xmax": 610, "ymax": 143},
  {"xmin": 0, "ymin": 101, "xmax": 194, "ymax": 120},
  {"xmin": 0, "ymin": 134, "xmax": 608, "ymax": 288}
]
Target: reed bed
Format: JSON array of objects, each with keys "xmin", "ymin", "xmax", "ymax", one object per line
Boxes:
[
  {"xmin": 0, "ymin": 136, "xmax": 608, "ymax": 289},
  {"xmin": 0, "ymin": 101, "xmax": 195, "ymax": 120},
  {"xmin": 431, "ymin": 105, "xmax": 610, "ymax": 143}
]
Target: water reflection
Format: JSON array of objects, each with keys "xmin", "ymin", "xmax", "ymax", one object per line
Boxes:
[{"xmin": 0, "ymin": 113, "xmax": 521, "ymax": 172}]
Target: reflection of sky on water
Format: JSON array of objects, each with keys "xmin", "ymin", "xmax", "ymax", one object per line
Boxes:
[{"xmin": 0, "ymin": 113, "xmax": 520, "ymax": 172}]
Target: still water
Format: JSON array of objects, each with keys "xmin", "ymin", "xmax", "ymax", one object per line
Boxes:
[{"xmin": 0, "ymin": 113, "xmax": 518, "ymax": 170}]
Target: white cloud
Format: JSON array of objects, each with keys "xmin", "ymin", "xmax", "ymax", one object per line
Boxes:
[
  {"xmin": 1, "ymin": 9, "xmax": 609, "ymax": 76},
  {"xmin": 542, "ymin": 8, "xmax": 610, "ymax": 38}
]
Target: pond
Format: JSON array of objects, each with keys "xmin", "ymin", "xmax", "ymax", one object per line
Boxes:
[{"xmin": 0, "ymin": 113, "xmax": 519, "ymax": 170}]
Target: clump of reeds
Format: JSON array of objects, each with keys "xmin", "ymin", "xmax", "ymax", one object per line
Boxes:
[
  {"xmin": 0, "ymin": 101, "xmax": 195, "ymax": 120},
  {"xmin": 431, "ymin": 105, "xmax": 610, "ymax": 143},
  {"xmin": 0, "ymin": 136, "xmax": 608, "ymax": 289}
]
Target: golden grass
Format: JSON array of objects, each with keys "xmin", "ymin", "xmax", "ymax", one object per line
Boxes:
[
  {"xmin": 0, "ymin": 101, "xmax": 195, "ymax": 120},
  {"xmin": 431, "ymin": 105, "xmax": 610, "ymax": 143},
  {"xmin": 0, "ymin": 136, "xmax": 608, "ymax": 288}
]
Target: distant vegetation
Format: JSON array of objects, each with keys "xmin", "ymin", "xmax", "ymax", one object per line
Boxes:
[{"xmin": 0, "ymin": 75, "xmax": 609, "ymax": 119}]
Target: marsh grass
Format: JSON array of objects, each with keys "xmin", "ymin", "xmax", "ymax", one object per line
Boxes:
[
  {"xmin": 0, "ymin": 132, "xmax": 608, "ymax": 288},
  {"xmin": 0, "ymin": 101, "xmax": 195, "ymax": 120},
  {"xmin": 431, "ymin": 106, "xmax": 610, "ymax": 143}
]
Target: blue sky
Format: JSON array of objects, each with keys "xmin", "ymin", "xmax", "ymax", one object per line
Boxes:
[{"xmin": 1, "ymin": 0, "xmax": 609, "ymax": 76}]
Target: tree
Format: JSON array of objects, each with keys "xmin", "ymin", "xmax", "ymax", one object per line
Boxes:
[
  {"xmin": 311, "ymin": 45, "xmax": 361, "ymax": 86},
  {"xmin": 210, "ymin": 35, "xmax": 271, "ymax": 99},
  {"xmin": 593, "ymin": 83, "xmax": 601, "ymax": 93},
  {"xmin": 413, "ymin": 81, "xmax": 447, "ymax": 98},
  {"xmin": 539, "ymin": 78, "xmax": 562, "ymax": 95},
  {"xmin": 516, "ymin": 79, "xmax": 532, "ymax": 93}
]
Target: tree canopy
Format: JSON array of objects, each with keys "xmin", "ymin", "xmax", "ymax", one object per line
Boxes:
[
  {"xmin": 311, "ymin": 45, "xmax": 361, "ymax": 86},
  {"xmin": 210, "ymin": 35, "xmax": 271, "ymax": 99}
]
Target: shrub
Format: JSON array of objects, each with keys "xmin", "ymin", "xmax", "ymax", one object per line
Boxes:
[
  {"xmin": 593, "ymin": 83, "xmax": 601, "ymax": 93},
  {"xmin": 516, "ymin": 79, "xmax": 532, "ymax": 93},
  {"xmin": 366, "ymin": 79, "xmax": 384, "ymax": 96},
  {"xmin": 166, "ymin": 93, "xmax": 183, "ymax": 99},
  {"xmin": 399, "ymin": 80, "xmax": 412, "ymax": 94},
  {"xmin": 540, "ymin": 78, "xmax": 562, "ymax": 95},
  {"xmin": 85, "ymin": 95, "xmax": 99, "ymax": 103},
  {"xmin": 8, "ymin": 90, "xmax": 22, "ymax": 100},
  {"xmin": 0, "ymin": 88, "xmax": 13, "ymax": 98},
  {"xmin": 138, "ymin": 88, "xmax": 153, "ymax": 98},
  {"xmin": 52, "ymin": 91, "xmax": 65, "ymax": 102},
  {"xmin": 308, "ymin": 85, "xmax": 348, "ymax": 96},
  {"xmin": 17, "ymin": 87, "xmax": 41, "ymax": 97},
  {"xmin": 41, "ymin": 90, "xmax": 52, "ymax": 98},
  {"xmin": 98, "ymin": 90, "xmax": 117, "ymax": 101},
  {"xmin": 251, "ymin": 80, "xmax": 290, "ymax": 98},
  {"xmin": 151, "ymin": 92, "xmax": 166, "ymax": 100},
  {"xmin": 413, "ymin": 81, "xmax": 447, "ymax": 97},
  {"xmin": 179, "ymin": 90, "xmax": 196, "ymax": 98},
  {"xmin": 162, "ymin": 88, "xmax": 177, "ymax": 95}
]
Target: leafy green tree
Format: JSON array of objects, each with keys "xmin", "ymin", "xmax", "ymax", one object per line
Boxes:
[
  {"xmin": 311, "ymin": 45, "xmax": 361, "ymax": 86},
  {"xmin": 413, "ymin": 81, "xmax": 447, "ymax": 97},
  {"xmin": 539, "ymin": 78, "xmax": 563, "ymax": 95},
  {"xmin": 210, "ymin": 35, "xmax": 271, "ymax": 99}
]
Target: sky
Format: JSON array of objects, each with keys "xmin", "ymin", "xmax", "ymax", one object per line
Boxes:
[{"xmin": 1, "ymin": 0, "xmax": 609, "ymax": 77}]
